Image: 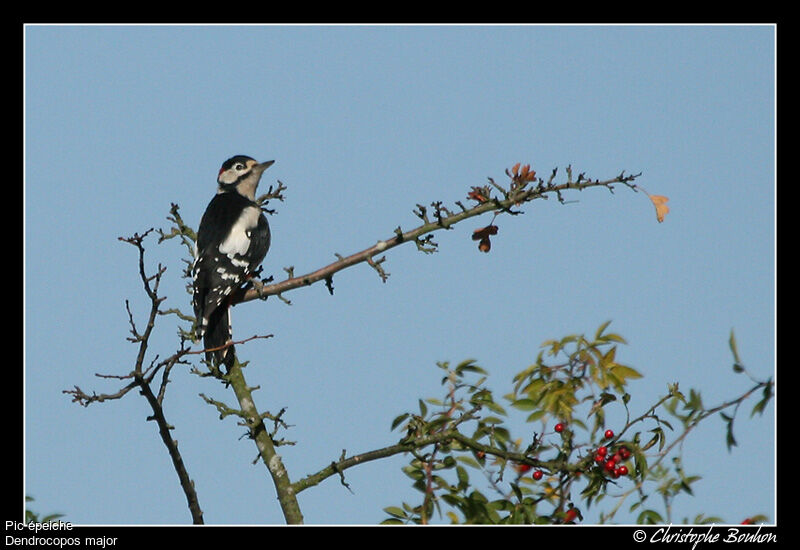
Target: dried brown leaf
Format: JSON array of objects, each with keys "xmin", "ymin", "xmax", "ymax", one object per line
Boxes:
[{"xmin": 649, "ymin": 194, "xmax": 670, "ymax": 223}]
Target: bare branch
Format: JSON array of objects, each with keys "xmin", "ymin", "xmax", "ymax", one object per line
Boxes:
[
  {"xmin": 236, "ymin": 170, "xmax": 641, "ymax": 305},
  {"xmin": 65, "ymin": 230, "xmax": 204, "ymax": 524}
]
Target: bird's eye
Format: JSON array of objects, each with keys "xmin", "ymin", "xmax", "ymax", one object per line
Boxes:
[{"xmin": 234, "ymin": 163, "xmax": 245, "ymax": 171}]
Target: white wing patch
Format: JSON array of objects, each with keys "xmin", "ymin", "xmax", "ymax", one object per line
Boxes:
[
  {"xmin": 216, "ymin": 266, "xmax": 241, "ymax": 282},
  {"xmin": 219, "ymin": 206, "xmax": 261, "ymax": 258}
]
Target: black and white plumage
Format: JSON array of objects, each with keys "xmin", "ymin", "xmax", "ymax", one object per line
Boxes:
[{"xmin": 192, "ymin": 155, "xmax": 273, "ymax": 369}]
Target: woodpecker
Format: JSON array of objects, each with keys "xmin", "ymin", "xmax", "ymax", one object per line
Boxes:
[{"xmin": 192, "ymin": 155, "xmax": 273, "ymax": 369}]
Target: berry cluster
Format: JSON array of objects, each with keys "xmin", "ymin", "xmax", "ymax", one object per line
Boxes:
[
  {"xmin": 514, "ymin": 463, "xmax": 546, "ymax": 481},
  {"xmin": 513, "ymin": 425, "xmax": 633, "ymax": 482},
  {"xmin": 592, "ymin": 431, "xmax": 631, "ymax": 479},
  {"xmin": 513, "ymin": 421, "xmax": 571, "ymax": 479}
]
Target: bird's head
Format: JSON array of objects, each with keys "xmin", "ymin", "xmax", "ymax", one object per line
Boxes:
[{"xmin": 216, "ymin": 155, "xmax": 274, "ymax": 200}]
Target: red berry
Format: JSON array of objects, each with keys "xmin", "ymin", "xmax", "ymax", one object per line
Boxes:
[
  {"xmin": 555, "ymin": 423, "xmax": 565, "ymax": 433},
  {"xmin": 741, "ymin": 518, "xmax": 754, "ymax": 525},
  {"xmin": 564, "ymin": 508, "xmax": 578, "ymax": 523},
  {"xmin": 594, "ymin": 454, "xmax": 605, "ymax": 464},
  {"xmin": 604, "ymin": 429, "xmax": 614, "ymax": 439},
  {"xmin": 517, "ymin": 463, "xmax": 532, "ymax": 473},
  {"xmin": 618, "ymin": 446, "xmax": 631, "ymax": 459},
  {"xmin": 604, "ymin": 459, "xmax": 616, "ymax": 472},
  {"xmin": 597, "ymin": 446, "xmax": 608, "ymax": 456},
  {"xmin": 617, "ymin": 465, "xmax": 629, "ymax": 476},
  {"xmin": 533, "ymin": 470, "xmax": 543, "ymax": 480}
]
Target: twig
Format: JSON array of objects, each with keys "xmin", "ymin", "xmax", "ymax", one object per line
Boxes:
[{"xmin": 187, "ymin": 334, "xmax": 274, "ymax": 356}]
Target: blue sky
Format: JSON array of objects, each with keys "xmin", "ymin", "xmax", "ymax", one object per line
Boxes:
[{"xmin": 24, "ymin": 24, "xmax": 775, "ymax": 525}]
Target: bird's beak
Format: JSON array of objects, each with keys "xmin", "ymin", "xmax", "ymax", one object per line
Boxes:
[{"xmin": 254, "ymin": 160, "xmax": 275, "ymax": 174}]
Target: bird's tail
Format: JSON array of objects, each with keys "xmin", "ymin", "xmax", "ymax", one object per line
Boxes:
[{"xmin": 203, "ymin": 305, "xmax": 236, "ymax": 370}]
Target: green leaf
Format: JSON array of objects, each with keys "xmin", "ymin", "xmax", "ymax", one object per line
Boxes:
[
  {"xmin": 725, "ymin": 419, "xmax": 738, "ymax": 451},
  {"xmin": 510, "ymin": 483, "xmax": 523, "ymax": 501},
  {"xmin": 658, "ymin": 418, "xmax": 674, "ymax": 431},
  {"xmin": 685, "ymin": 389, "xmax": 704, "ymax": 411},
  {"xmin": 402, "ymin": 465, "xmax": 425, "ymax": 481},
  {"xmin": 729, "ymin": 329, "xmax": 742, "ymax": 366},
  {"xmin": 751, "ymin": 399, "xmax": 767, "ymax": 417},
  {"xmin": 390, "ymin": 413, "xmax": 409, "ymax": 431},
  {"xmin": 383, "ymin": 506, "xmax": 407, "ymax": 518},
  {"xmin": 595, "ymin": 320, "xmax": 613, "ymax": 340},
  {"xmin": 446, "ymin": 511, "xmax": 461, "ymax": 524},
  {"xmin": 456, "ymin": 465, "xmax": 469, "ymax": 489},
  {"xmin": 441, "ymin": 494, "xmax": 463, "ymax": 507},
  {"xmin": 511, "ymin": 398, "xmax": 539, "ymax": 411},
  {"xmin": 470, "ymin": 389, "xmax": 495, "ymax": 406},
  {"xmin": 526, "ymin": 410, "xmax": 546, "ymax": 422},
  {"xmin": 610, "ymin": 365, "xmax": 643, "ymax": 381},
  {"xmin": 457, "ymin": 456, "xmax": 480, "ymax": 469},
  {"xmin": 425, "ymin": 416, "xmax": 450, "ymax": 433},
  {"xmin": 751, "ymin": 383, "xmax": 773, "ymax": 417},
  {"xmin": 491, "ymin": 426, "xmax": 511, "ymax": 445},
  {"xmin": 598, "ymin": 392, "xmax": 618, "ymax": 406},
  {"xmin": 637, "ymin": 509, "xmax": 664, "ymax": 524},
  {"xmin": 418, "ymin": 399, "xmax": 428, "ymax": 418},
  {"xmin": 604, "ymin": 332, "xmax": 628, "ymax": 344},
  {"xmin": 541, "ymin": 339, "xmax": 561, "ymax": 354},
  {"xmin": 485, "ymin": 401, "xmax": 507, "ymax": 415},
  {"xmin": 455, "ymin": 359, "xmax": 487, "ymax": 376},
  {"xmin": 571, "ymin": 417, "xmax": 587, "ymax": 431},
  {"xmin": 642, "ymin": 428, "xmax": 663, "ymax": 451},
  {"xmin": 694, "ymin": 514, "xmax": 724, "ymax": 525}
]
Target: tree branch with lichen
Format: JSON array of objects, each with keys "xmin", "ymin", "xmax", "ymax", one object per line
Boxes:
[{"xmin": 234, "ymin": 165, "xmax": 649, "ymax": 305}]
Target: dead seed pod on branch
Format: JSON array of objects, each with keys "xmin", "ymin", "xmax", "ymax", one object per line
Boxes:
[{"xmin": 472, "ymin": 225, "xmax": 499, "ymax": 253}]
